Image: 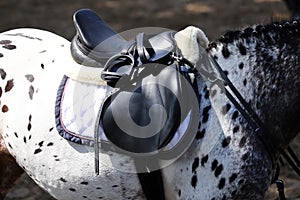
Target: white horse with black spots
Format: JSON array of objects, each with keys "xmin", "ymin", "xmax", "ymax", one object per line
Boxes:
[{"xmin": 0, "ymin": 15, "xmax": 299, "ymax": 200}]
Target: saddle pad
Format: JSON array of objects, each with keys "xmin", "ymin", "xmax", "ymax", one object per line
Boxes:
[{"xmin": 55, "ymin": 75, "xmax": 191, "ymax": 149}]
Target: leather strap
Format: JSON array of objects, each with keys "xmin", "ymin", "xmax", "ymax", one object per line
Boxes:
[
  {"xmin": 134, "ymin": 158, "xmax": 165, "ymax": 200},
  {"xmin": 208, "ymin": 53, "xmax": 277, "ymax": 167},
  {"xmin": 207, "ymin": 53, "xmax": 300, "ymax": 177},
  {"xmin": 136, "ymin": 33, "xmax": 155, "ymax": 63}
]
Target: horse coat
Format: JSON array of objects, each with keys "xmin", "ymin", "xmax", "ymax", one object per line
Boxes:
[{"xmin": 0, "ymin": 19, "xmax": 300, "ymax": 199}]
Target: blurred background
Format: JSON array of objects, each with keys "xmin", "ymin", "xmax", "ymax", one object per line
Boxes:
[{"xmin": 0, "ymin": 0, "xmax": 299, "ymax": 199}]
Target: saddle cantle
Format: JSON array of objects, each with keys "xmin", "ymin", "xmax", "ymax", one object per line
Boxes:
[
  {"xmin": 71, "ymin": 9, "xmax": 177, "ymax": 68},
  {"xmin": 71, "ymin": 9, "xmax": 127, "ymax": 67}
]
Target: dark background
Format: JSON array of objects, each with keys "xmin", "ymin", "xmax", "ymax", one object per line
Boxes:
[{"xmin": 0, "ymin": 0, "xmax": 299, "ymax": 199}]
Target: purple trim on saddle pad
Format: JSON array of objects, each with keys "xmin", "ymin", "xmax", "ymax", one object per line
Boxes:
[
  {"xmin": 55, "ymin": 76, "xmax": 191, "ymax": 151},
  {"xmin": 55, "ymin": 75, "xmax": 109, "ymax": 147}
]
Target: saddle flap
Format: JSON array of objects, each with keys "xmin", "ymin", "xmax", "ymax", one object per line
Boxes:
[{"xmin": 100, "ymin": 63, "xmax": 196, "ymax": 155}]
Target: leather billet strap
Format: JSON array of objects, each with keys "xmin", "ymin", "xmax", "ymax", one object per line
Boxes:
[{"xmin": 136, "ymin": 33, "xmax": 155, "ymax": 63}]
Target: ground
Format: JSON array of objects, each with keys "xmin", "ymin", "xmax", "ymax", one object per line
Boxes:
[{"xmin": 0, "ymin": 0, "xmax": 299, "ymax": 199}]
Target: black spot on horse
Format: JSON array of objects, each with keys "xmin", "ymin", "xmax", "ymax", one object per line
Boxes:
[
  {"xmin": 69, "ymin": 188, "xmax": 76, "ymax": 192},
  {"xmin": 38, "ymin": 141, "xmax": 44, "ymax": 147},
  {"xmin": 229, "ymin": 173, "xmax": 238, "ymax": 183},
  {"xmin": 178, "ymin": 189, "xmax": 181, "ymax": 197},
  {"xmin": 214, "ymin": 164, "xmax": 223, "ymax": 177},
  {"xmin": 196, "ymin": 129, "xmax": 206, "ymax": 140},
  {"xmin": 81, "ymin": 181, "xmax": 89, "ymax": 185},
  {"xmin": 233, "ymin": 126, "xmax": 240, "ymax": 133},
  {"xmin": 239, "ymin": 62, "xmax": 244, "ymax": 69},
  {"xmin": 0, "ymin": 53, "xmax": 3, "ymax": 58},
  {"xmin": 25, "ymin": 74, "xmax": 35, "ymax": 82},
  {"xmin": 243, "ymin": 79, "xmax": 247, "ymax": 86},
  {"xmin": 191, "ymin": 174, "xmax": 198, "ymax": 189},
  {"xmin": 0, "ymin": 87, "xmax": 2, "ymax": 98},
  {"xmin": 204, "ymin": 90, "xmax": 210, "ymax": 99},
  {"xmin": 241, "ymin": 152, "xmax": 250, "ymax": 161},
  {"xmin": 7, "ymin": 142, "xmax": 12, "ymax": 149},
  {"xmin": 23, "ymin": 136, "xmax": 27, "ymax": 144},
  {"xmin": 202, "ymin": 105, "xmax": 211, "ymax": 123},
  {"xmin": 59, "ymin": 177, "xmax": 67, "ymax": 182},
  {"xmin": 112, "ymin": 185, "xmax": 118, "ymax": 188},
  {"xmin": 239, "ymin": 136, "xmax": 247, "ymax": 148},
  {"xmin": 238, "ymin": 179, "xmax": 244, "ymax": 185},
  {"xmin": 222, "ymin": 136, "xmax": 231, "ymax": 148},
  {"xmin": 29, "ymin": 85, "xmax": 34, "ymax": 100},
  {"xmin": 14, "ymin": 132, "xmax": 18, "ymax": 138},
  {"xmin": 41, "ymin": 63, "xmax": 45, "ymax": 69},
  {"xmin": 232, "ymin": 111, "xmax": 239, "ymax": 120},
  {"xmin": 222, "ymin": 103, "xmax": 231, "ymax": 115},
  {"xmin": 0, "ymin": 40, "xmax": 12, "ymax": 45},
  {"xmin": 2, "ymin": 105, "xmax": 9, "ymax": 113},
  {"xmin": 49, "ymin": 127, "xmax": 54, "ymax": 132},
  {"xmin": 4, "ymin": 79, "xmax": 14, "ymax": 92},
  {"xmin": 218, "ymin": 178, "xmax": 226, "ymax": 189},
  {"xmin": 47, "ymin": 142, "xmax": 54, "ymax": 146},
  {"xmin": 2, "ymin": 44, "xmax": 16, "ymax": 50},
  {"xmin": 222, "ymin": 45, "xmax": 230, "ymax": 58},
  {"xmin": 27, "ymin": 122, "xmax": 32, "ymax": 131},
  {"xmin": 192, "ymin": 157, "xmax": 200, "ymax": 173},
  {"xmin": 201, "ymin": 155, "xmax": 209, "ymax": 167},
  {"xmin": 238, "ymin": 43, "xmax": 247, "ymax": 55},
  {"xmin": 82, "ymin": 196, "xmax": 87, "ymax": 199},
  {"xmin": 34, "ymin": 148, "xmax": 42, "ymax": 154},
  {"xmin": 0, "ymin": 69, "xmax": 6, "ymax": 80},
  {"xmin": 211, "ymin": 159, "xmax": 218, "ymax": 171},
  {"xmin": 55, "ymin": 159, "xmax": 60, "ymax": 161}
]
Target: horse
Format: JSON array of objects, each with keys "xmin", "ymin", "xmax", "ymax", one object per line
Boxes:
[{"xmin": 0, "ymin": 15, "xmax": 299, "ymax": 200}]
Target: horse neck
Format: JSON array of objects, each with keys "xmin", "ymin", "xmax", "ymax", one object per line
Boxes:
[{"xmin": 207, "ymin": 21, "xmax": 300, "ymax": 153}]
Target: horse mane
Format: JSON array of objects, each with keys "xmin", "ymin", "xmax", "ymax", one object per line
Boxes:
[{"xmin": 207, "ymin": 19, "xmax": 300, "ymax": 51}]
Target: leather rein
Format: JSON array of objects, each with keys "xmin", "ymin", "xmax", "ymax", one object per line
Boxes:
[{"xmin": 206, "ymin": 53, "xmax": 300, "ymax": 200}]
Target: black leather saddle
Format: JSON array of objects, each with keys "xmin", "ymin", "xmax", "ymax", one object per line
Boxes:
[
  {"xmin": 70, "ymin": 9, "xmax": 200, "ymax": 200},
  {"xmin": 70, "ymin": 7, "xmax": 200, "ymax": 166}
]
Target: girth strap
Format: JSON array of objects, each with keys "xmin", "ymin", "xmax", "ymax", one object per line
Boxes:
[{"xmin": 134, "ymin": 158, "xmax": 165, "ymax": 200}]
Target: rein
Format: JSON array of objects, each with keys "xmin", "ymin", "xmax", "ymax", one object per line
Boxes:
[{"xmin": 206, "ymin": 53, "xmax": 300, "ymax": 200}]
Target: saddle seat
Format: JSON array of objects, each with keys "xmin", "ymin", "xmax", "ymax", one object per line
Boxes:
[{"xmin": 71, "ymin": 9, "xmax": 176, "ymax": 68}]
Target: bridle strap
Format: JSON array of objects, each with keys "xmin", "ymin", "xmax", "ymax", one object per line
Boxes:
[
  {"xmin": 279, "ymin": 148, "xmax": 300, "ymax": 176},
  {"xmin": 207, "ymin": 53, "xmax": 300, "ymax": 177},
  {"xmin": 207, "ymin": 53, "xmax": 276, "ymax": 166}
]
